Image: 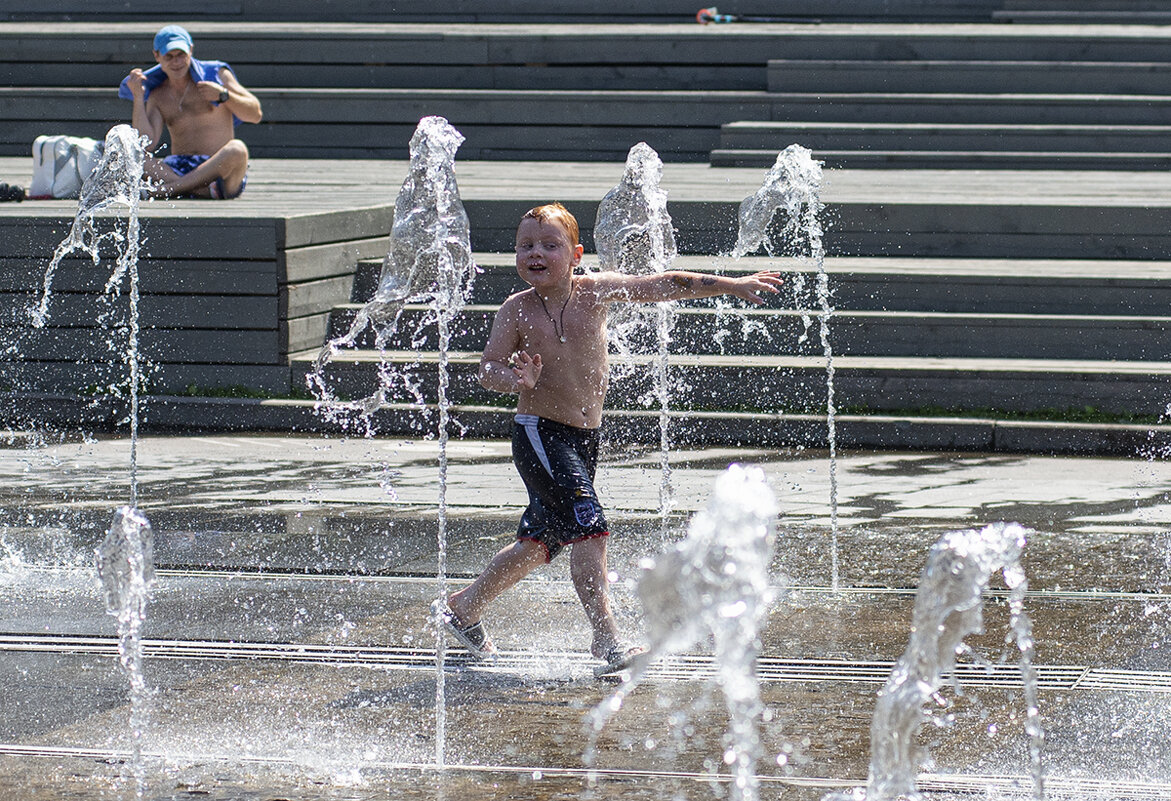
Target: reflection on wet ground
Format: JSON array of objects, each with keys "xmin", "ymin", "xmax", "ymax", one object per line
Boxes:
[{"xmin": 2, "ymin": 433, "xmax": 1171, "ymax": 799}]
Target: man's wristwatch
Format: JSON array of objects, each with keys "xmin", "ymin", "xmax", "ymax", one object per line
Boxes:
[{"xmin": 217, "ymin": 86, "xmax": 229, "ymax": 103}]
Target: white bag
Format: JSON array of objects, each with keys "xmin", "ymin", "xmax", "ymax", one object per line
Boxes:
[{"xmin": 30, "ymin": 135, "xmax": 105, "ymax": 199}]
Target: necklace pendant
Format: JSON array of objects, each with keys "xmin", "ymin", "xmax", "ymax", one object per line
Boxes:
[{"xmin": 560, "ymin": 335, "xmax": 567, "ymax": 343}]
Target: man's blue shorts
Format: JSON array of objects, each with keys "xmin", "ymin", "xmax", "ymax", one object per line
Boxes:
[
  {"xmin": 512, "ymin": 414, "xmax": 609, "ymax": 561},
  {"xmin": 162, "ymin": 153, "xmax": 247, "ymax": 199}
]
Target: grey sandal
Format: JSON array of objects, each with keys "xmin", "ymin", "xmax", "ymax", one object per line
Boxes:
[
  {"xmin": 432, "ymin": 599, "xmax": 497, "ymax": 660},
  {"xmin": 594, "ymin": 643, "xmax": 648, "ymax": 677}
]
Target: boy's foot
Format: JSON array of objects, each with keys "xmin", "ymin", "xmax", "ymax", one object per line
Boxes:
[
  {"xmin": 432, "ymin": 598, "xmax": 497, "ymax": 660},
  {"xmin": 593, "ymin": 644, "xmax": 648, "ymax": 678}
]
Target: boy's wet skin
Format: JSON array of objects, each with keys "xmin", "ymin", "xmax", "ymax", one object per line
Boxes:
[{"xmin": 445, "ymin": 203, "xmax": 783, "ymax": 673}]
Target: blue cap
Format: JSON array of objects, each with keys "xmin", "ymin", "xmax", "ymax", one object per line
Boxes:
[{"xmin": 153, "ymin": 24, "xmax": 192, "ymax": 55}]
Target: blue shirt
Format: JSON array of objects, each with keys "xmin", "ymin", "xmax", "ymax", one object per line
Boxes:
[{"xmin": 118, "ymin": 57, "xmax": 241, "ymax": 126}]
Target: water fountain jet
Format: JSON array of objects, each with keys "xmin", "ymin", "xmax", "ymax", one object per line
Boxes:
[
  {"xmin": 594, "ymin": 142, "xmax": 679, "ymax": 541},
  {"xmin": 587, "ymin": 463, "xmax": 779, "ymax": 801},
  {"xmin": 31, "ymin": 123, "xmax": 157, "ymax": 797},
  {"xmin": 307, "ymin": 115, "xmax": 476, "ymax": 768},
  {"xmin": 824, "ymin": 522, "xmax": 1044, "ymax": 801},
  {"xmin": 730, "ymin": 144, "xmax": 838, "ymax": 590}
]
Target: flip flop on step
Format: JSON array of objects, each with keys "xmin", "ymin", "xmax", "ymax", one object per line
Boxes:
[
  {"xmin": 432, "ymin": 599, "xmax": 497, "ymax": 660},
  {"xmin": 594, "ymin": 643, "xmax": 648, "ymax": 678},
  {"xmin": 0, "ymin": 183, "xmax": 25, "ymax": 202}
]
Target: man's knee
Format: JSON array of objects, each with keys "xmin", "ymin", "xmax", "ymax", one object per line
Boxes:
[{"xmin": 222, "ymin": 139, "xmax": 249, "ymax": 163}]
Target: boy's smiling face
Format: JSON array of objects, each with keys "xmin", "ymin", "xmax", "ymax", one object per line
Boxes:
[{"xmin": 514, "ymin": 217, "xmax": 583, "ymax": 292}]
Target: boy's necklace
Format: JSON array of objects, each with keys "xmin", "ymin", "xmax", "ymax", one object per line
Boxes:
[{"xmin": 535, "ymin": 287, "xmax": 572, "ymax": 343}]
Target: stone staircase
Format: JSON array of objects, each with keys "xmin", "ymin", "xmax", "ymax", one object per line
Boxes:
[
  {"xmin": 4, "ymin": 14, "xmax": 1169, "ymax": 166},
  {"xmin": 993, "ymin": 0, "xmax": 1171, "ymax": 23},
  {"xmin": 1, "ymin": 3, "xmax": 1169, "ymax": 451},
  {"xmin": 290, "ymin": 252, "xmax": 1171, "ymax": 441},
  {"xmin": 712, "ymin": 25, "xmax": 1171, "ymax": 169}
]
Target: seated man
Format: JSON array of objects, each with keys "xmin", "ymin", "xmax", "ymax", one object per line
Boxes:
[{"xmin": 119, "ymin": 25, "xmax": 262, "ymax": 199}]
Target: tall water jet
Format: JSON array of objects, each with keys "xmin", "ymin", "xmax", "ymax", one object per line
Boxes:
[
  {"xmin": 730, "ymin": 144, "xmax": 838, "ymax": 589},
  {"xmin": 595, "ymin": 142, "xmax": 679, "ymax": 540},
  {"xmin": 309, "ymin": 115, "xmax": 476, "ymax": 419},
  {"xmin": 32, "ymin": 124, "xmax": 148, "ymax": 504},
  {"xmin": 308, "ymin": 115, "xmax": 476, "ymax": 767},
  {"xmin": 825, "ymin": 522, "xmax": 1044, "ymax": 801},
  {"xmin": 96, "ymin": 506, "xmax": 156, "ymax": 797},
  {"xmin": 588, "ymin": 463, "xmax": 778, "ymax": 801},
  {"xmin": 31, "ymin": 124, "xmax": 157, "ymax": 796}
]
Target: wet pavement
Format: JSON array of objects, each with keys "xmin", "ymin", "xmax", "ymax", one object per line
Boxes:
[{"xmin": 2, "ymin": 431, "xmax": 1171, "ymax": 800}]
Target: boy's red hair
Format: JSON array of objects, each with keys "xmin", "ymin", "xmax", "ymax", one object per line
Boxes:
[{"xmin": 521, "ymin": 202, "xmax": 579, "ymax": 249}]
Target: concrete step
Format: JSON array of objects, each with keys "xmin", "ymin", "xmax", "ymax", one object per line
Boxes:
[
  {"xmin": 0, "ymin": 22, "xmax": 774, "ymax": 91},
  {"xmin": 0, "ymin": 2, "xmax": 1004, "ymax": 23},
  {"xmin": 995, "ymin": 0, "xmax": 1171, "ymax": 24},
  {"xmin": 767, "ymin": 59, "xmax": 1171, "ymax": 96},
  {"xmin": 758, "ymin": 92, "xmax": 1171, "ymax": 127},
  {"xmin": 711, "ymin": 149, "xmax": 1171, "ymax": 170},
  {"xmin": 0, "ymin": 86, "xmax": 761, "ymax": 161},
  {"xmin": 324, "ymin": 301, "xmax": 1171, "ymax": 361},
  {"xmin": 7, "ymin": 83, "xmax": 1171, "ymax": 161},
  {"xmin": 292, "ymin": 348, "xmax": 1171, "ymax": 417},
  {"xmin": 750, "ymin": 27, "xmax": 1171, "ymax": 63},
  {"xmin": 360, "ymin": 255, "xmax": 1171, "ymax": 317},
  {"xmin": 994, "ymin": 11, "xmax": 1171, "ymax": 21},
  {"xmin": 6, "ymin": 22, "xmax": 1169, "ymax": 76},
  {"xmin": 15, "ymin": 393, "xmax": 1166, "ymax": 455},
  {"xmin": 719, "ymin": 121, "xmax": 1171, "ymax": 153},
  {"xmin": 1002, "ymin": 0, "xmax": 1171, "ymax": 9}
]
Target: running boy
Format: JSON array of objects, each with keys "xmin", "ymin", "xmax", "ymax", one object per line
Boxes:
[{"xmin": 435, "ymin": 202, "xmax": 783, "ymax": 675}]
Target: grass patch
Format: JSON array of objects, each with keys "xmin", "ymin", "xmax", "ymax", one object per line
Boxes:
[
  {"xmin": 168, "ymin": 384, "xmax": 315, "ymax": 401},
  {"xmin": 838, "ymin": 404, "xmax": 1164, "ymax": 426},
  {"xmin": 629, "ymin": 400, "xmax": 1164, "ymax": 426}
]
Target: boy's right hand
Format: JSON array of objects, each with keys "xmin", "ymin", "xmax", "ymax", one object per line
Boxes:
[{"xmin": 511, "ymin": 350, "xmax": 542, "ymax": 390}]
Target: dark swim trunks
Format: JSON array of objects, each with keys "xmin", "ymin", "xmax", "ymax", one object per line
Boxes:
[
  {"xmin": 512, "ymin": 414, "xmax": 609, "ymax": 562},
  {"xmin": 162, "ymin": 153, "xmax": 247, "ymax": 199}
]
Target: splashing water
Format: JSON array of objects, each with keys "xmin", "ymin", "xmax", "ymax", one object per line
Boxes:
[
  {"xmin": 730, "ymin": 144, "xmax": 838, "ymax": 590},
  {"xmin": 308, "ymin": 116, "xmax": 475, "ymax": 767},
  {"xmin": 96, "ymin": 505, "xmax": 156, "ymax": 798},
  {"xmin": 824, "ymin": 522, "xmax": 1044, "ymax": 801},
  {"xmin": 31, "ymin": 124, "xmax": 147, "ymax": 504},
  {"xmin": 588, "ymin": 464, "xmax": 779, "ymax": 801},
  {"xmin": 595, "ymin": 142, "xmax": 679, "ymax": 541},
  {"xmin": 308, "ymin": 115, "xmax": 477, "ymax": 420},
  {"xmin": 32, "ymin": 126, "xmax": 155, "ymax": 795}
]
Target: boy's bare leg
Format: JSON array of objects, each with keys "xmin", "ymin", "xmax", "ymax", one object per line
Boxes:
[
  {"xmin": 570, "ymin": 536, "xmax": 623, "ymax": 659},
  {"xmin": 448, "ymin": 539, "xmax": 546, "ymax": 625},
  {"xmin": 143, "ymin": 139, "xmax": 249, "ymax": 198}
]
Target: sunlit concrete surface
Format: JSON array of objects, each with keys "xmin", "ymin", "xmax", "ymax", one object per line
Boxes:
[{"xmin": 2, "ymin": 432, "xmax": 1171, "ymax": 799}]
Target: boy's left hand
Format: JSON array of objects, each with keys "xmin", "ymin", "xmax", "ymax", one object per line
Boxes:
[{"xmin": 732, "ymin": 271, "xmax": 784, "ymax": 305}]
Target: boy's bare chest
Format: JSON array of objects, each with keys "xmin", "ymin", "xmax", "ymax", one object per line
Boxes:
[{"xmin": 520, "ymin": 295, "xmax": 607, "ymax": 349}]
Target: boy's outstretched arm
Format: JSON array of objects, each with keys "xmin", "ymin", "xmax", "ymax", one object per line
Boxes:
[{"xmin": 590, "ymin": 270, "xmax": 783, "ymax": 306}]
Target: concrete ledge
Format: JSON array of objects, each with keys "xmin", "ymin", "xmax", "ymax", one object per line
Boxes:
[
  {"xmin": 767, "ymin": 60, "xmax": 1171, "ymax": 95},
  {"xmin": 5, "ymin": 393, "xmax": 1168, "ymax": 456},
  {"xmin": 294, "ymin": 348, "xmax": 1171, "ymax": 417},
  {"xmin": 711, "ymin": 149, "xmax": 1171, "ymax": 171}
]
